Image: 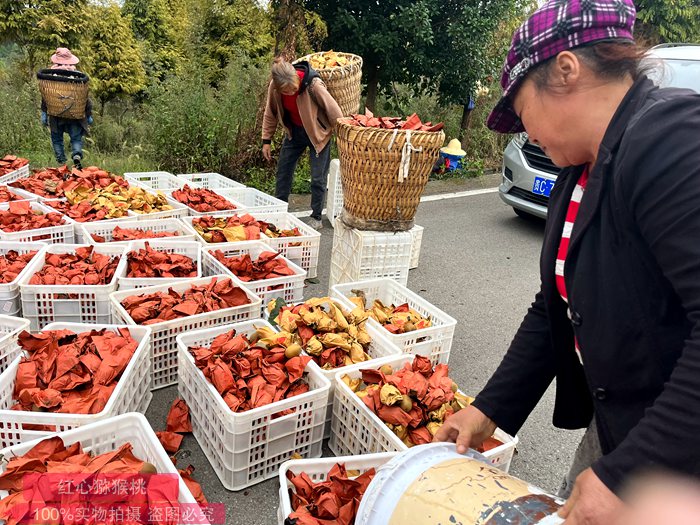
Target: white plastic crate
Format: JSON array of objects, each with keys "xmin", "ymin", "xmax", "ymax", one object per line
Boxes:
[
  {"xmin": 0, "ymin": 163, "xmax": 30, "ymax": 184},
  {"xmin": 46, "ymin": 194, "xmax": 190, "ymax": 223},
  {"xmin": 118, "ymin": 240, "xmax": 202, "ymax": 290},
  {"xmin": 0, "ymin": 315, "xmax": 30, "ymax": 375},
  {"xmin": 271, "ymin": 299, "xmax": 402, "ymax": 438},
  {"xmin": 130, "ymin": 195, "xmax": 190, "ymax": 221},
  {"xmin": 277, "ymin": 452, "xmax": 396, "ymax": 525},
  {"xmin": 176, "ymin": 320, "xmax": 331, "ymax": 491},
  {"xmin": 0, "ymin": 241, "xmax": 46, "ymax": 316},
  {"xmin": 326, "ymin": 159, "xmax": 343, "ymax": 227},
  {"xmin": 181, "ymin": 213, "xmax": 267, "ymax": 249},
  {"xmin": 124, "ymin": 171, "xmax": 184, "ymax": 191},
  {"xmin": 331, "ymin": 278, "xmax": 456, "ymax": 365},
  {"xmin": 165, "ymin": 188, "xmax": 248, "ymax": 217},
  {"xmin": 77, "ymin": 217, "xmax": 197, "ymax": 245},
  {"xmin": 19, "ymin": 244, "xmax": 128, "ymax": 330},
  {"xmin": 178, "ymin": 172, "xmax": 246, "ymax": 190},
  {"xmin": 40, "ymin": 199, "xmax": 134, "ymax": 232},
  {"xmin": 0, "ymin": 185, "xmax": 38, "ymax": 202},
  {"xmin": 329, "ymin": 354, "xmax": 519, "ymax": 473},
  {"xmin": 227, "ymin": 187, "xmax": 288, "ymax": 214},
  {"xmin": 201, "ymin": 241, "xmax": 306, "ymax": 314},
  {"xmin": 110, "ymin": 275, "xmax": 262, "ymax": 389},
  {"xmin": 329, "ymin": 219, "xmax": 412, "ymax": 289},
  {"xmin": 253, "ymin": 212, "xmax": 322, "ymax": 279},
  {"xmin": 410, "ymin": 224, "xmax": 423, "ymax": 269},
  {"xmin": 0, "ymin": 201, "xmax": 74, "ymax": 243},
  {"xmin": 0, "ymin": 412, "xmax": 208, "ymax": 524},
  {"xmin": 0, "ymin": 323, "xmax": 152, "ymax": 448}
]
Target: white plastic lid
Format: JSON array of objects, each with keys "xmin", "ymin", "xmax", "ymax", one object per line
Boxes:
[{"xmin": 356, "ymin": 443, "xmax": 488, "ymax": 525}]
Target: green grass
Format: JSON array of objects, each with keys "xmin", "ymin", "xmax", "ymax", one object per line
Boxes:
[
  {"xmin": 430, "ymin": 157, "xmax": 486, "ymax": 180},
  {"xmin": 20, "ymin": 149, "xmax": 158, "ymax": 174}
]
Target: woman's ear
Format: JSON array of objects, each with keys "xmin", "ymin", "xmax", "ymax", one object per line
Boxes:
[{"xmin": 554, "ymin": 51, "xmax": 581, "ymax": 88}]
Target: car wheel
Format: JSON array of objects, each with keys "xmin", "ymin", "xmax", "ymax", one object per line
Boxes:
[{"xmin": 513, "ymin": 207, "xmax": 541, "ymax": 221}]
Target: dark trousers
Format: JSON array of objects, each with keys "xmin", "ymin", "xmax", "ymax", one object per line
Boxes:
[
  {"xmin": 275, "ymin": 125, "xmax": 331, "ymax": 220},
  {"xmin": 50, "ymin": 119, "xmax": 84, "ymax": 164}
]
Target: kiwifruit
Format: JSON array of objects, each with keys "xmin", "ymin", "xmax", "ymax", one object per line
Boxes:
[
  {"xmin": 140, "ymin": 462, "xmax": 158, "ymax": 474},
  {"xmin": 284, "ymin": 343, "xmax": 302, "ymax": 359}
]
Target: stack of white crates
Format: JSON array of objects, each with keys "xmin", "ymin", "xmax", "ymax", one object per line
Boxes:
[
  {"xmin": 327, "ymin": 159, "xmax": 424, "ymax": 275},
  {"xmin": 330, "ymin": 220, "xmax": 412, "ymax": 288}
]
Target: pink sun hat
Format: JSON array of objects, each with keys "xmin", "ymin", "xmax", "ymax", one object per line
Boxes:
[{"xmin": 50, "ymin": 47, "xmax": 80, "ymax": 66}]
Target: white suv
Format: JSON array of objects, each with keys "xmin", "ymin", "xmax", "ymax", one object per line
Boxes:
[{"xmin": 499, "ymin": 44, "xmax": 700, "ymax": 219}]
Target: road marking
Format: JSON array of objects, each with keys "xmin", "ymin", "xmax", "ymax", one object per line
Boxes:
[
  {"xmin": 291, "ymin": 186, "xmax": 499, "ymax": 218},
  {"xmin": 420, "ymin": 187, "xmax": 499, "ymax": 202}
]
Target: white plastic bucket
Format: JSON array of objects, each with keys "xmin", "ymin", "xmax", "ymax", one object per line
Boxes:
[{"xmin": 356, "ymin": 442, "xmax": 564, "ymax": 525}]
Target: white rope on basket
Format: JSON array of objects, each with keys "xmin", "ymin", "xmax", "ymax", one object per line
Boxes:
[{"xmin": 387, "ymin": 129, "xmax": 423, "ymax": 183}]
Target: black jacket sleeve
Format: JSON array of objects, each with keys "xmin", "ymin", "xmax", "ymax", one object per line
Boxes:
[
  {"xmin": 86, "ymin": 98, "xmax": 92, "ymax": 118},
  {"xmin": 472, "ymin": 288, "xmax": 558, "ymax": 436},
  {"xmin": 41, "ymin": 99, "xmax": 46, "ymax": 112},
  {"xmin": 592, "ymin": 93, "xmax": 700, "ymax": 492}
]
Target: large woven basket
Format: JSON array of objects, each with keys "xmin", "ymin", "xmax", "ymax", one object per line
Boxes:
[
  {"xmin": 37, "ymin": 68, "xmax": 89, "ymax": 120},
  {"xmin": 296, "ymin": 52, "xmax": 363, "ymax": 116},
  {"xmin": 336, "ymin": 118, "xmax": 445, "ymax": 231}
]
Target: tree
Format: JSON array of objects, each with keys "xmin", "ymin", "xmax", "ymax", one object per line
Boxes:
[
  {"xmin": 77, "ymin": 3, "xmax": 147, "ymax": 112},
  {"xmin": 634, "ymin": 0, "xmax": 700, "ymax": 43},
  {"xmin": 270, "ymin": 0, "xmax": 327, "ymax": 60},
  {"xmin": 0, "ymin": 0, "xmax": 87, "ymax": 74},
  {"xmin": 308, "ymin": 0, "xmax": 437, "ymax": 110},
  {"xmin": 122, "ymin": 0, "xmax": 189, "ymax": 83},
  {"xmin": 426, "ymin": 0, "xmax": 532, "ymax": 147},
  {"xmin": 193, "ymin": 0, "xmax": 274, "ymax": 82}
]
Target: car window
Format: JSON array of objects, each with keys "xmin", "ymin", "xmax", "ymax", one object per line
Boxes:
[{"xmin": 647, "ymin": 58, "xmax": 700, "ymax": 93}]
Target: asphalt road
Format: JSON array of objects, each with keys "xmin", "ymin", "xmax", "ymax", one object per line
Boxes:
[{"xmin": 146, "ymin": 187, "xmax": 585, "ymax": 524}]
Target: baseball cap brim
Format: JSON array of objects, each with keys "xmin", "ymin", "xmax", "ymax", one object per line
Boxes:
[{"xmin": 487, "ymin": 86, "xmax": 525, "ymax": 134}]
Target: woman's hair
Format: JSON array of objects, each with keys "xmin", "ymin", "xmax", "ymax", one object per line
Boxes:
[
  {"xmin": 530, "ymin": 40, "xmax": 651, "ymax": 90},
  {"xmin": 271, "ymin": 57, "xmax": 299, "ymax": 90}
]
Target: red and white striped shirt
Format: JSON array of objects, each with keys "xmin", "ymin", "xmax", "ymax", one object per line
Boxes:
[
  {"xmin": 555, "ymin": 167, "xmax": 589, "ymax": 362},
  {"xmin": 555, "ymin": 167, "xmax": 589, "ymax": 302}
]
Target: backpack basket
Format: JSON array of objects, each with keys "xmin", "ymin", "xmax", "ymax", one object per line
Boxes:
[
  {"xmin": 37, "ymin": 68, "xmax": 90, "ymax": 120},
  {"xmin": 295, "ymin": 52, "xmax": 363, "ymax": 116}
]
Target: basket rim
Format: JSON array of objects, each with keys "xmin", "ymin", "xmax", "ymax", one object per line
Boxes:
[
  {"xmin": 336, "ymin": 118, "xmax": 446, "ymax": 138},
  {"xmin": 37, "ymin": 68, "xmax": 90, "ymax": 83},
  {"xmin": 295, "ymin": 52, "xmax": 363, "ymax": 77},
  {"xmin": 296, "ymin": 51, "xmax": 362, "ymax": 64}
]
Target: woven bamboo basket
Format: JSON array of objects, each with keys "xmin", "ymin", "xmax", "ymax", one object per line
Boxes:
[
  {"xmin": 37, "ymin": 69, "xmax": 89, "ymax": 120},
  {"xmin": 336, "ymin": 118, "xmax": 445, "ymax": 231},
  {"xmin": 295, "ymin": 52, "xmax": 363, "ymax": 116}
]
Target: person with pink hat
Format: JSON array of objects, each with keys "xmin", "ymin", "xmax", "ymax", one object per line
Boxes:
[
  {"xmin": 40, "ymin": 47, "xmax": 93, "ymax": 169},
  {"xmin": 434, "ymin": 0, "xmax": 700, "ymax": 523}
]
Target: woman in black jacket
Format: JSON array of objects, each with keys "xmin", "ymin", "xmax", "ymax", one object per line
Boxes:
[{"xmin": 435, "ymin": 1, "xmax": 700, "ymax": 524}]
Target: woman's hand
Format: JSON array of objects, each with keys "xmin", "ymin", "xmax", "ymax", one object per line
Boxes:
[
  {"xmin": 559, "ymin": 468, "xmax": 625, "ymax": 524},
  {"xmin": 262, "ymin": 144, "xmax": 272, "ymax": 161},
  {"xmin": 432, "ymin": 405, "xmax": 497, "ymax": 453}
]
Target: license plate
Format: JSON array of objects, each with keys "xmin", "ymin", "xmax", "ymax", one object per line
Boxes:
[{"xmin": 532, "ymin": 176, "xmax": 555, "ymax": 197}]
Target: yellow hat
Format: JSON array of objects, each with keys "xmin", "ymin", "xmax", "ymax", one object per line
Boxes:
[{"xmin": 440, "ymin": 138, "xmax": 466, "ymax": 156}]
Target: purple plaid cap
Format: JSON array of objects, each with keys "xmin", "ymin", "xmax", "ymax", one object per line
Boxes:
[{"xmin": 487, "ymin": 0, "xmax": 636, "ymax": 134}]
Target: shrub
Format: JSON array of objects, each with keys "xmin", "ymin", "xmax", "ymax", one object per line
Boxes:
[
  {"xmin": 145, "ymin": 53, "xmax": 271, "ymax": 183},
  {"xmin": 0, "ymin": 66, "xmax": 47, "ymax": 154}
]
